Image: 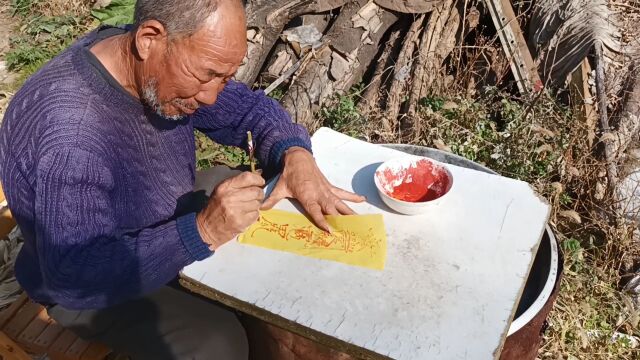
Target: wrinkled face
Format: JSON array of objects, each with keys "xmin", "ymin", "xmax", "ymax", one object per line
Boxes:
[{"xmin": 136, "ymin": 3, "xmax": 247, "ymax": 120}]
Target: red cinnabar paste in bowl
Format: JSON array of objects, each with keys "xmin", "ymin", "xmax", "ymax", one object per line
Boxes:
[{"xmin": 374, "ymin": 157, "xmax": 453, "ymax": 215}]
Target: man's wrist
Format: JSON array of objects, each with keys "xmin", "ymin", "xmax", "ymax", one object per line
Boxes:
[
  {"xmin": 284, "ymin": 146, "xmax": 310, "ymax": 156},
  {"xmin": 176, "ymin": 213, "xmax": 214, "ymax": 261},
  {"xmin": 195, "ymin": 212, "xmax": 220, "ymax": 251}
]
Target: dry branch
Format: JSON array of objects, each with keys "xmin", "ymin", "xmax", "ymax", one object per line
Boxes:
[
  {"xmin": 595, "ymin": 41, "xmax": 619, "ymax": 188},
  {"xmin": 374, "ymin": 0, "xmax": 442, "ymax": 13}
]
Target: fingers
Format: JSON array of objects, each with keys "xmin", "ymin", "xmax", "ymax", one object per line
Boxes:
[
  {"xmin": 331, "ymin": 187, "xmax": 367, "ymax": 203},
  {"xmin": 335, "ymin": 200, "xmax": 356, "ymax": 215},
  {"xmin": 243, "ymin": 210, "xmax": 260, "ymax": 225},
  {"xmin": 234, "ymin": 187, "xmax": 265, "ymax": 202},
  {"xmin": 228, "ymin": 171, "xmax": 265, "ymax": 189},
  {"xmin": 305, "ymin": 202, "xmax": 332, "ymax": 233},
  {"xmin": 261, "ymin": 182, "xmax": 288, "ymax": 210}
]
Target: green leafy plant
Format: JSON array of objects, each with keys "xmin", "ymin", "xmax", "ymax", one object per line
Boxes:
[
  {"xmin": 195, "ymin": 132, "xmax": 249, "ymax": 170},
  {"xmin": 91, "ymin": 0, "xmax": 135, "ymax": 26},
  {"xmin": 319, "ymin": 84, "xmax": 365, "ymax": 137},
  {"xmin": 10, "ymin": 0, "xmax": 35, "ymax": 16},
  {"xmin": 5, "ymin": 12, "xmax": 91, "ymax": 77}
]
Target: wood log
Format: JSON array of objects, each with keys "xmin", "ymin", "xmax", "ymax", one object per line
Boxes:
[
  {"xmin": 595, "ymin": 41, "xmax": 618, "ymax": 188},
  {"xmin": 357, "ymin": 28, "xmax": 402, "ymax": 114},
  {"xmin": 374, "ymin": 0, "xmax": 442, "ymax": 13},
  {"xmin": 262, "ymin": 13, "xmax": 332, "ymax": 83},
  {"xmin": 406, "ymin": 0, "xmax": 460, "ymax": 121},
  {"xmin": 612, "ymin": 64, "xmax": 640, "ymax": 162},
  {"xmin": 384, "ymin": 14, "xmax": 426, "ymax": 134},
  {"xmin": 281, "ymin": 0, "xmax": 399, "ymax": 129},
  {"xmin": 236, "ymin": 0, "xmax": 349, "ymax": 85}
]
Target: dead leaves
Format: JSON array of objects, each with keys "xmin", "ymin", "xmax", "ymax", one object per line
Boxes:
[
  {"xmin": 433, "ymin": 139, "xmax": 452, "ymax": 152},
  {"xmin": 559, "ymin": 210, "xmax": 582, "ymax": 224}
]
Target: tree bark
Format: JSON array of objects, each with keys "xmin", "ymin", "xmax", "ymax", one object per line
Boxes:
[
  {"xmin": 406, "ymin": 0, "xmax": 460, "ymax": 119},
  {"xmin": 357, "ymin": 28, "xmax": 402, "ymax": 114},
  {"xmin": 384, "ymin": 14, "xmax": 426, "ymax": 133}
]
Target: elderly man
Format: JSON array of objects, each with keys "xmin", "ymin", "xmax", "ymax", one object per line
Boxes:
[{"xmin": 0, "ymin": 0, "xmax": 365, "ymax": 358}]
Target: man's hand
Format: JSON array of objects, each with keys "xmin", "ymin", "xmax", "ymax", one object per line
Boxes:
[
  {"xmin": 196, "ymin": 172, "xmax": 265, "ymax": 250},
  {"xmin": 261, "ymin": 147, "xmax": 366, "ymax": 232}
]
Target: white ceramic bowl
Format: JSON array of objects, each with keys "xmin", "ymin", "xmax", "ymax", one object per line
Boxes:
[{"xmin": 374, "ymin": 157, "xmax": 453, "ymax": 215}]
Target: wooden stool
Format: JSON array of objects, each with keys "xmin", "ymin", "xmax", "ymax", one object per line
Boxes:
[{"xmin": 0, "ymin": 293, "xmax": 112, "ymax": 360}]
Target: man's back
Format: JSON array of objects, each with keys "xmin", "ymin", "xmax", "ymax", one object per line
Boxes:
[{"xmin": 0, "ymin": 29, "xmax": 203, "ymax": 309}]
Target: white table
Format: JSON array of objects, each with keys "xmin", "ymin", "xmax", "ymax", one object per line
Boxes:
[{"xmin": 181, "ymin": 128, "xmax": 550, "ymax": 359}]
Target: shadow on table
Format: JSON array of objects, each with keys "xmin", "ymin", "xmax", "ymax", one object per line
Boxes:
[{"xmin": 351, "ymin": 162, "xmax": 401, "ymax": 215}]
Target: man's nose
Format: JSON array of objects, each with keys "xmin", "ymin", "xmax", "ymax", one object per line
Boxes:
[{"xmin": 195, "ymin": 80, "xmax": 225, "ymax": 106}]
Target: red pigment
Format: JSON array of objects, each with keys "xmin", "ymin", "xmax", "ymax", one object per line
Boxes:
[{"xmin": 381, "ymin": 159, "xmax": 450, "ymax": 202}]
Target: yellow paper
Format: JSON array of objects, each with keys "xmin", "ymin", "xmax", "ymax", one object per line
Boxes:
[{"xmin": 239, "ymin": 209, "xmax": 387, "ymax": 270}]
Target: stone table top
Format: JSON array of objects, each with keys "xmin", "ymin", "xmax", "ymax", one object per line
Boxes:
[{"xmin": 181, "ymin": 128, "xmax": 549, "ymax": 360}]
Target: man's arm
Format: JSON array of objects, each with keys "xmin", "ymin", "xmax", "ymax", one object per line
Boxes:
[
  {"xmin": 191, "ymin": 81, "xmax": 366, "ymax": 231},
  {"xmin": 35, "ymin": 146, "xmax": 211, "ymax": 310},
  {"xmin": 190, "ymin": 80, "xmax": 311, "ymax": 174}
]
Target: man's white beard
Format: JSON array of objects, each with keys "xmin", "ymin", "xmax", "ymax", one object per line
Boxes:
[{"xmin": 142, "ymin": 79, "xmax": 185, "ymax": 121}]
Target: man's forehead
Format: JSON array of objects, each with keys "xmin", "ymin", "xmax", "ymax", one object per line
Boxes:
[{"xmin": 186, "ymin": 14, "xmax": 247, "ymax": 57}]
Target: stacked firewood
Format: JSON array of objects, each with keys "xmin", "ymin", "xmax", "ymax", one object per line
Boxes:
[{"xmin": 238, "ymin": 0, "xmax": 465, "ymax": 131}]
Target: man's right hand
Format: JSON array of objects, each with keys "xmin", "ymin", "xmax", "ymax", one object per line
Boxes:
[{"xmin": 196, "ymin": 171, "xmax": 265, "ymax": 250}]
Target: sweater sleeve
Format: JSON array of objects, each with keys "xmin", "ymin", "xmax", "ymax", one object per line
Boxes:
[
  {"xmin": 191, "ymin": 80, "xmax": 312, "ymax": 174},
  {"xmin": 34, "ymin": 146, "xmax": 210, "ymax": 310}
]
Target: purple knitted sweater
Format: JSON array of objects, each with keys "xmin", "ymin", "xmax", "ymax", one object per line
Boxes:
[{"xmin": 0, "ymin": 28, "xmax": 311, "ymax": 310}]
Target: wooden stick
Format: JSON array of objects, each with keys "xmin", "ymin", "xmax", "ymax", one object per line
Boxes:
[
  {"xmin": 485, "ymin": 0, "xmax": 542, "ymax": 94},
  {"xmin": 594, "ymin": 41, "xmax": 618, "ymax": 188}
]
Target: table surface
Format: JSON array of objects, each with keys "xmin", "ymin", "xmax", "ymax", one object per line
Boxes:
[{"xmin": 181, "ymin": 128, "xmax": 550, "ymax": 360}]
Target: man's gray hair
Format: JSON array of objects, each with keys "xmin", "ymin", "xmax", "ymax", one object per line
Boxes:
[{"xmin": 134, "ymin": 0, "xmax": 220, "ymax": 38}]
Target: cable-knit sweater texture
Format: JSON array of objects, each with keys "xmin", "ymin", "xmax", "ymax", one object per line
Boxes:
[{"xmin": 0, "ymin": 28, "xmax": 311, "ymax": 310}]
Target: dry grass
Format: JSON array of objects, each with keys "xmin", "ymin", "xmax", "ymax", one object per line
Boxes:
[{"xmin": 32, "ymin": 0, "xmax": 92, "ymax": 17}]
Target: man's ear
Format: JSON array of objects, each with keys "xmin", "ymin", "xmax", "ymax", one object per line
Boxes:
[{"xmin": 133, "ymin": 20, "xmax": 168, "ymax": 61}]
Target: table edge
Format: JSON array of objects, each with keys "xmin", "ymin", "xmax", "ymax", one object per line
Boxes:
[{"xmin": 179, "ymin": 273, "xmax": 392, "ymax": 360}]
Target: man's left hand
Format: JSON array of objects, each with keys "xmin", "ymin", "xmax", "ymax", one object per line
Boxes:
[{"xmin": 261, "ymin": 147, "xmax": 366, "ymax": 232}]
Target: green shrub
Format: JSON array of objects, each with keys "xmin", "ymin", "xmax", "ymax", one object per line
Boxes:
[{"xmin": 91, "ymin": 0, "xmax": 135, "ymax": 26}]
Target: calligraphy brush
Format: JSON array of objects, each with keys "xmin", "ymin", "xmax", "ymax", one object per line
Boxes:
[{"xmin": 247, "ymin": 131, "xmax": 256, "ymax": 173}]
